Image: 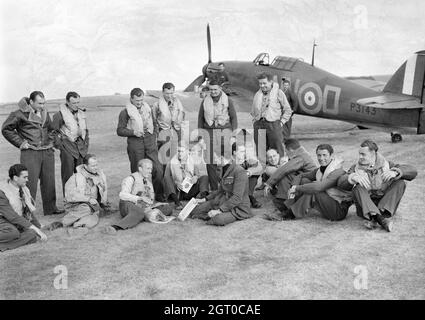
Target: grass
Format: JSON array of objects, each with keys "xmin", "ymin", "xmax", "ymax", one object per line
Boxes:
[{"xmin": 0, "ymin": 108, "xmax": 424, "ymax": 299}]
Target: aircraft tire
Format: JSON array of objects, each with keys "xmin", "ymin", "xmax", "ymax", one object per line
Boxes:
[{"xmin": 391, "ymin": 132, "xmax": 402, "ymax": 143}]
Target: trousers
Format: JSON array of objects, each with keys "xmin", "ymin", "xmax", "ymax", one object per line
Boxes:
[
  {"xmin": 20, "ymin": 148, "xmax": 57, "ymax": 215},
  {"xmin": 59, "ymin": 148, "xmax": 84, "ymax": 196},
  {"xmin": 113, "ymin": 200, "xmax": 173, "ymax": 230},
  {"xmin": 352, "ymin": 180, "xmax": 406, "ymax": 220},
  {"xmin": 190, "ymin": 196, "xmax": 238, "ymax": 226},
  {"xmin": 0, "ymin": 217, "xmax": 37, "ymax": 252},
  {"xmin": 288, "ymin": 192, "xmax": 350, "ymax": 221},
  {"xmin": 126, "ymin": 134, "xmax": 164, "ymax": 195},
  {"xmin": 253, "ymin": 119, "xmax": 285, "ymax": 157}
]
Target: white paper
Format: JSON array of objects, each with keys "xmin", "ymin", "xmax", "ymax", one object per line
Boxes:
[
  {"xmin": 180, "ymin": 177, "xmax": 194, "ymax": 193},
  {"xmin": 177, "ymin": 198, "xmax": 198, "ymax": 221}
]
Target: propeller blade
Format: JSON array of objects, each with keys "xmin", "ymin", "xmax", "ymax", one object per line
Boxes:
[
  {"xmin": 183, "ymin": 74, "xmax": 205, "ymax": 92},
  {"xmin": 207, "ymin": 23, "xmax": 212, "ymax": 63}
]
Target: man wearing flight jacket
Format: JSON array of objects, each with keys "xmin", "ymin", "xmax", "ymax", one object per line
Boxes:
[{"xmin": 285, "ymin": 144, "xmax": 352, "ymax": 221}]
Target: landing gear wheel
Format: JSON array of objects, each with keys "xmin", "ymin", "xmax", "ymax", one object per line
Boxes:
[{"xmin": 391, "ymin": 132, "xmax": 402, "ymax": 143}]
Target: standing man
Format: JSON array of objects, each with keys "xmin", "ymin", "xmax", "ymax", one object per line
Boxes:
[
  {"xmin": 337, "ymin": 140, "xmax": 417, "ymax": 232},
  {"xmin": 52, "ymin": 91, "xmax": 89, "ymax": 195},
  {"xmin": 117, "ymin": 88, "xmax": 164, "ymax": 199},
  {"xmin": 2, "ymin": 91, "xmax": 63, "ymax": 216},
  {"xmin": 0, "ymin": 164, "xmax": 47, "ymax": 251},
  {"xmin": 251, "ymin": 73, "xmax": 292, "ymax": 158},
  {"xmin": 153, "ymin": 82, "xmax": 186, "ymax": 164},
  {"xmin": 198, "ymin": 80, "xmax": 238, "ymax": 190},
  {"xmin": 282, "ymin": 79, "xmax": 297, "ymax": 138}
]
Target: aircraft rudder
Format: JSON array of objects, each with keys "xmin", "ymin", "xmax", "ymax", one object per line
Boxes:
[{"xmin": 383, "ymin": 51, "xmax": 425, "ymax": 100}]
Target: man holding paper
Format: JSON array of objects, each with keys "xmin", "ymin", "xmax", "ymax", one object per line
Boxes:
[
  {"xmin": 102, "ymin": 159, "xmax": 173, "ymax": 235},
  {"xmin": 190, "ymin": 143, "xmax": 253, "ymax": 226},
  {"xmin": 163, "ymin": 144, "xmax": 209, "ymax": 210}
]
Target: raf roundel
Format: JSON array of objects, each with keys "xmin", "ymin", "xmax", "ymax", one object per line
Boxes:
[{"xmin": 297, "ymin": 82, "xmax": 323, "ymax": 115}]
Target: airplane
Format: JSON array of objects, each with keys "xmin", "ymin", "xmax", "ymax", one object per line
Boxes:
[
  {"xmin": 1, "ymin": 25, "xmax": 424, "ymax": 143},
  {"xmin": 184, "ymin": 25, "xmax": 425, "ymax": 143}
]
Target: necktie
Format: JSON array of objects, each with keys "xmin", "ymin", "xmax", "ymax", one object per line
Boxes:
[{"xmin": 19, "ymin": 187, "xmax": 31, "ymax": 219}]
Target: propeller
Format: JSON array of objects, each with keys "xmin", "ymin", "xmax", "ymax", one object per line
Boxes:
[
  {"xmin": 184, "ymin": 24, "xmax": 212, "ymax": 92},
  {"xmin": 207, "ymin": 23, "xmax": 212, "ymax": 63}
]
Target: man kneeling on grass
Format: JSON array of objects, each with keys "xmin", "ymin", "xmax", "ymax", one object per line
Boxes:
[
  {"xmin": 283, "ymin": 144, "xmax": 352, "ymax": 221},
  {"xmin": 102, "ymin": 158, "xmax": 173, "ymax": 235},
  {"xmin": 337, "ymin": 139, "xmax": 417, "ymax": 232},
  {"xmin": 190, "ymin": 143, "xmax": 253, "ymax": 226},
  {"xmin": 46, "ymin": 154, "xmax": 109, "ymax": 236},
  {"xmin": 0, "ymin": 164, "xmax": 47, "ymax": 252}
]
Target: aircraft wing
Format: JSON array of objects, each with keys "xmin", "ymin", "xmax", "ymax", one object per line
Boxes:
[{"xmin": 356, "ymin": 93, "xmax": 424, "ymax": 109}]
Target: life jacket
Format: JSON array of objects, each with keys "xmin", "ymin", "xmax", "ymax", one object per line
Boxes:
[
  {"xmin": 157, "ymin": 96, "xmax": 184, "ymax": 131},
  {"xmin": 59, "ymin": 103, "xmax": 87, "ymax": 141},
  {"xmin": 354, "ymin": 153, "xmax": 390, "ymax": 194},
  {"xmin": 130, "ymin": 172, "xmax": 154, "ymax": 200},
  {"xmin": 126, "ymin": 102, "xmax": 154, "ymax": 134},
  {"xmin": 316, "ymin": 158, "xmax": 352, "ymax": 203},
  {"xmin": 203, "ymin": 92, "xmax": 230, "ymax": 127},
  {"xmin": 252, "ymin": 82, "xmax": 282, "ymax": 122}
]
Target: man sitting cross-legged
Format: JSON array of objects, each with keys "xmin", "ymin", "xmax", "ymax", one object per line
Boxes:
[
  {"xmin": 337, "ymin": 139, "xmax": 417, "ymax": 232},
  {"xmin": 284, "ymin": 144, "xmax": 352, "ymax": 221},
  {"xmin": 0, "ymin": 164, "xmax": 47, "ymax": 252},
  {"xmin": 163, "ymin": 143, "xmax": 209, "ymax": 210},
  {"xmin": 190, "ymin": 143, "xmax": 253, "ymax": 226},
  {"xmin": 46, "ymin": 154, "xmax": 109, "ymax": 236},
  {"xmin": 102, "ymin": 159, "xmax": 173, "ymax": 234}
]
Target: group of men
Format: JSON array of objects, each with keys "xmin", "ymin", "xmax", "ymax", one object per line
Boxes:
[{"xmin": 0, "ymin": 73, "xmax": 418, "ymax": 252}]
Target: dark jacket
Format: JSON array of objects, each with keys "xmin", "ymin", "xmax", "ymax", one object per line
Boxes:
[
  {"xmin": 338, "ymin": 160, "xmax": 417, "ymax": 193},
  {"xmin": 206, "ymin": 163, "xmax": 252, "ymax": 220},
  {"xmin": 266, "ymin": 147, "xmax": 317, "ymax": 188},
  {"xmin": 0, "ymin": 190, "xmax": 32, "ymax": 230},
  {"xmin": 51, "ymin": 110, "xmax": 89, "ymax": 158},
  {"xmin": 2, "ymin": 97, "xmax": 54, "ymax": 150},
  {"xmin": 284, "ymin": 89, "xmax": 298, "ymax": 112}
]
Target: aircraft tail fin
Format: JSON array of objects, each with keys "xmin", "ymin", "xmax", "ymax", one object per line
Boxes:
[{"xmin": 383, "ymin": 51, "xmax": 425, "ymax": 101}]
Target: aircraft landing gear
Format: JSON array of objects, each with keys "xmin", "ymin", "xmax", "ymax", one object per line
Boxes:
[{"xmin": 391, "ymin": 132, "xmax": 402, "ymax": 143}]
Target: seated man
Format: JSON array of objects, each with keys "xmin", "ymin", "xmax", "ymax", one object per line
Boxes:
[
  {"xmin": 337, "ymin": 139, "xmax": 417, "ymax": 232},
  {"xmin": 103, "ymin": 159, "xmax": 173, "ymax": 234},
  {"xmin": 164, "ymin": 143, "xmax": 209, "ymax": 209},
  {"xmin": 190, "ymin": 144, "xmax": 253, "ymax": 226},
  {"xmin": 283, "ymin": 144, "xmax": 352, "ymax": 221},
  {"xmin": 0, "ymin": 164, "xmax": 47, "ymax": 252},
  {"xmin": 51, "ymin": 154, "xmax": 108, "ymax": 235},
  {"xmin": 257, "ymin": 148, "xmax": 288, "ymax": 191},
  {"xmin": 264, "ymin": 148, "xmax": 288, "ymax": 178},
  {"xmin": 235, "ymin": 143, "xmax": 263, "ymax": 208},
  {"xmin": 263, "ymin": 139, "xmax": 317, "ymax": 219}
]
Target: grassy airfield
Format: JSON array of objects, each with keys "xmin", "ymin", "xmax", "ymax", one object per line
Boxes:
[{"xmin": 0, "ymin": 107, "xmax": 424, "ymax": 299}]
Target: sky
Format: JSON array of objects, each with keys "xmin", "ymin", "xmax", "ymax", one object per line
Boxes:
[{"xmin": 1, "ymin": 0, "xmax": 424, "ymax": 103}]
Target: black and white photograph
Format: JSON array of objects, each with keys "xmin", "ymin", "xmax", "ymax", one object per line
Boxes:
[{"xmin": 0, "ymin": 0, "xmax": 424, "ymax": 304}]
